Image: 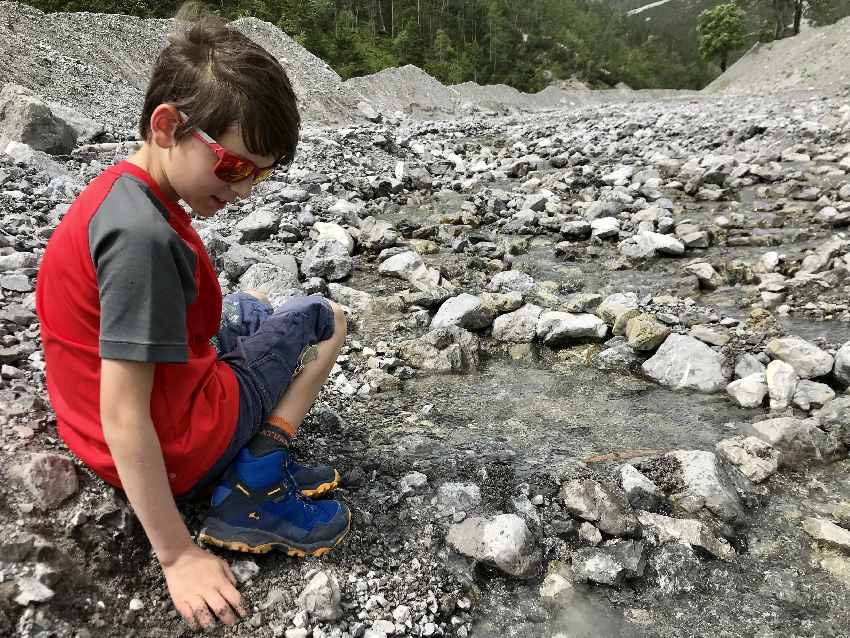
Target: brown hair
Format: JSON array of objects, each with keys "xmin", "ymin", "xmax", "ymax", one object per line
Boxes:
[{"xmin": 139, "ymin": 14, "xmax": 300, "ymax": 165}]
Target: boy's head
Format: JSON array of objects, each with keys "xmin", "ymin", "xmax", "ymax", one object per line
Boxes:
[{"xmin": 139, "ymin": 16, "xmax": 300, "ymax": 217}]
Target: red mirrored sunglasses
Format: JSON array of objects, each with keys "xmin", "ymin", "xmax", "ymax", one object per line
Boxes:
[{"xmin": 179, "ymin": 112, "xmax": 277, "ymax": 185}]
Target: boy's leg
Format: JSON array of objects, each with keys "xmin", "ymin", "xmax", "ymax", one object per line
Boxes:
[{"xmin": 199, "ymin": 296, "xmax": 351, "ymax": 556}]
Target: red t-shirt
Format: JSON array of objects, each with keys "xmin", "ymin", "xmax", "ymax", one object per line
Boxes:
[{"xmin": 36, "ymin": 161, "xmax": 238, "ymax": 495}]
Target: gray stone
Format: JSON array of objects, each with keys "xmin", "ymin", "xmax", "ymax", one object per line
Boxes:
[
  {"xmin": 590, "ymin": 217, "xmax": 620, "ymax": 239},
  {"xmin": 715, "ymin": 436, "xmax": 779, "ymax": 483},
  {"xmin": 312, "ymin": 222, "xmax": 354, "ymax": 254},
  {"xmin": 689, "ymin": 324, "xmax": 729, "ymax": 346},
  {"xmin": 813, "ymin": 397, "xmax": 850, "ymax": 449},
  {"xmin": 298, "ymin": 570, "xmax": 342, "ymax": 621},
  {"xmin": 231, "ymin": 560, "xmax": 260, "ymax": 583},
  {"xmin": 684, "ymin": 262, "xmax": 721, "ymax": 290},
  {"xmin": 636, "ymin": 510, "xmax": 735, "ymax": 560},
  {"xmin": 479, "ymin": 291, "xmax": 524, "ymax": 314},
  {"xmin": 14, "ymin": 453, "xmax": 78, "ymax": 509},
  {"xmin": 359, "ymin": 217, "xmax": 400, "ymax": 251},
  {"xmin": 560, "ymin": 479, "xmax": 638, "ymax": 537},
  {"xmin": 0, "ymin": 84, "xmax": 77, "ymax": 154},
  {"xmin": 302, "ymin": 240, "xmax": 352, "ymax": 282},
  {"xmin": 563, "ymin": 293, "xmax": 603, "ymax": 313},
  {"xmin": 735, "ymin": 354, "xmax": 766, "ymax": 379},
  {"xmin": 379, "ymin": 250, "xmax": 424, "ymax": 279},
  {"xmin": 833, "ymin": 342, "xmax": 850, "ymax": 386},
  {"xmin": 492, "ymin": 304, "xmax": 543, "ymax": 343},
  {"xmin": 239, "ymin": 263, "xmax": 300, "ymax": 307},
  {"xmin": 666, "ymin": 450, "xmax": 745, "ymax": 522},
  {"xmin": 619, "ymin": 464, "xmax": 663, "ymax": 511},
  {"xmin": 596, "ymin": 292, "xmax": 639, "ymax": 326},
  {"xmin": 14, "ymin": 577, "xmax": 54, "ymax": 606},
  {"xmin": 0, "ymin": 274, "xmax": 33, "ymax": 292},
  {"xmin": 561, "ymin": 220, "xmax": 591, "ymax": 239},
  {"xmin": 793, "ymin": 380, "xmax": 835, "ymax": 410},
  {"xmin": 766, "ymin": 337, "xmax": 834, "ymax": 379},
  {"xmin": 570, "ymin": 548, "xmax": 625, "ymax": 586},
  {"xmin": 431, "ymin": 294, "xmax": 493, "ymax": 331},
  {"xmin": 327, "ymin": 283, "xmax": 373, "ymax": 318},
  {"xmin": 648, "ymin": 542, "xmax": 701, "ymax": 595},
  {"xmin": 446, "ymin": 514, "xmax": 540, "ymax": 578},
  {"xmin": 619, "ymin": 231, "xmax": 685, "ymax": 259},
  {"xmin": 766, "ymin": 359, "xmax": 798, "ymax": 410},
  {"xmin": 222, "ymin": 243, "xmax": 263, "ymax": 280},
  {"xmin": 539, "ymin": 569, "xmax": 576, "ymax": 604},
  {"xmin": 536, "ymin": 311, "xmax": 607, "ymax": 346},
  {"xmin": 726, "ymin": 373, "xmax": 768, "ymax": 408},
  {"xmin": 0, "ymin": 251, "xmax": 38, "ymax": 272},
  {"xmin": 751, "ymin": 417, "xmax": 842, "ymax": 466},
  {"xmin": 486, "ymin": 270, "xmax": 536, "ymax": 295},
  {"xmin": 578, "ymin": 522, "xmax": 602, "ymax": 546},
  {"xmin": 642, "ymin": 334, "xmax": 729, "ymax": 393},
  {"xmin": 438, "ymin": 483, "xmax": 482, "ymax": 511},
  {"xmin": 625, "ymin": 314, "xmax": 670, "ymax": 351},
  {"xmin": 236, "ymin": 204, "xmax": 282, "ymax": 242},
  {"xmin": 801, "ymin": 517, "xmax": 850, "ymax": 553},
  {"xmin": 397, "ymin": 326, "xmax": 479, "ymax": 373},
  {"xmin": 399, "ymin": 472, "xmax": 428, "ymax": 494}
]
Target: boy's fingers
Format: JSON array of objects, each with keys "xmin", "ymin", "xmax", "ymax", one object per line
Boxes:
[
  {"xmin": 204, "ymin": 590, "xmax": 238, "ymax": 626},
  {"xmin": 188, "ymin": 597, "xmax": 214, "ymax": 628},
  {"xmin": 176, "ymin": 601, "xmax": 196, "ymax": 628},
  {"xmin": 221, "ymin": 559, "xmax": 238, "ymax": 586},
  {"xmin": 218, "ymin": 582, "xmax": 245, "ymax": 618}
]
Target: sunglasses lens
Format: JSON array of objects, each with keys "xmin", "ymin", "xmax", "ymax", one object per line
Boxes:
[{"xmin": 215, "ymin": 154, "xmax": 254, "ymax": 183}]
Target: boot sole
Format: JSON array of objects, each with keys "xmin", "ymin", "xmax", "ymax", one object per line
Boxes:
[
  {"xmin": 198, "ymin": 509, "xmax": 351, "ymax": 557},
  {"xmin": 300, "ymin": 469, "xmax": 341, "ymax": 498}
]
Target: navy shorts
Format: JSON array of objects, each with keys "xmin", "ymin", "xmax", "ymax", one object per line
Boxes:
[{"xmin": 178, "ymin": 292, "xmax": 336, "ymax": 500}]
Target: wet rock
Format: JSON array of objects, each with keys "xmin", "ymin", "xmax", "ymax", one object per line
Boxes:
[
  {"xmin": 766, "ymin": 337, "xmax": 834, "ymax": 379},
  {"xmin": 536, "ymin": 311, "xmax": 607, "ymax": 346},
  {"xmin": 735, "ymin": 354, "xmax": 766, "ymax": 379},
  {"xmin": 813, "ymin": 397, "xmax": 850, "ymax": 448},
  {"xmin": 793, "ymin": 380, "xmax": 835, "ymax": 410},
  {"xmin": 493, "ymin": 304, "xmax": 543, "ymax": 343},
  {"xmin": 618, "ymin": 464, "xmax": 663, "ymax": 511},
  {"xmin": 684, "ymin": 262, "xmax": 721, "ymax": 290},
  {"xmin": 0, "ymin": 84, "xmax": 77, "ymax": 154},
  {"xmin": 560, "ymin": 479, "xmax": 638, "ymax": 537},
  {"xmin": 593, "ymin": 342, "xmax": 645, "ymax": 373},
  {"xmin": 312, "ymin": 222, "xmax": 355, "ymax": 254},
  {"xmin": 560, "ymin": 220, "xmax": 591, "ymax": 239},
  {"xmin": 590, "ymin": 217, "xmax": 620, "ymax": 240},
  {"xmin": 751, "ymin": 416, "xmax": 841, "ymax": 466},
  {"xmin": 446, "ymin": 514, "xmax": 540, "ymax": 578},
  {"xmin": 801, "ymin": 517, "xmax": 850, "ymax": 553},
  {"xmin": 642, "ymin": 334, "xmax": 729, "ymax": 393},
  {"xmin": 619, "ymin": 231, "xmax": 684, "ymax": 259},
  {"xmin": 231, "ymin": 559, "xmax": 260, "ymax": 583},
  {"xmin": 596, "ymin": 292, "xmax": 639, "ymax": 326},
  {"xmin": 833, "ymin": 342, "xmax": 850, "ymax": 386},
  {"xmin": 298, "ymin": 570, "xmax": 342, "ymax": 621},
  {"xmin": 834, "ymin": 502, "xmax": 850, "ymax": 530},
  {"xmin": 239, "ymin": 263, "xmax": 300, "ymax": 307},
  {"xmin": 236, "ymin": 204, "xmax": 282, "ymax": 242},
  {"xmin": 726, "ymin": 373, "xmax": 768, "ymax": 408},
  {"xmin": 13, "ymin": 577, "xmax": 54, "ymax": 606},
  {"xmin": 359, "ymin": 217, "xmax": 400, "ymax": 251},
  {"xmin": 399, "ymin": 472, "xmax": 428, "ymax": 495},
  {"xmin": 648, "ymin": 542, "xmax": 700, "ymax": 595},
  {"xmin": 486, "ymin": 270, "xmax": 536, "ymax": 295},
  {"xmin": 715, "ymin": 436, "xmax": 779, "ymax": 483},
  {"xmin": 625, "ymin": 314, "xmax": 670, "ymax": 351},
  {"xmin": 430, "ymin": 294, "xmax": 493, "ymax": 331},
  {"xmin": 666, "ymin": 450, "xmax": 745, "ymax": 522},
  {"xmin": 13, "ymin": 453, "xmax": 78, "ymax": 509},
  {"xmin": 539, "ymin": 566, "xmax": 575, "ymax": 604},
  {"xmin": 437, "ymin": 483, "xmax": 481, "ymax": 511},
  {"xmin": 766, "ymin": 360, "xmax": 798, "ymax": 410},
  {"xmin": 578, "ymin": 522, "xmax": 602, "ymax": 546},
  {"xmin": 302, "ymin": 239, "xmax": 352, "ymax": 282},
  {"xmin": 397, "ymin": 326, "xmax": 479, "ymax": 373},
  {"xmin": 636, "ymin": 510, "xmax": 735, "ymax": 560}
]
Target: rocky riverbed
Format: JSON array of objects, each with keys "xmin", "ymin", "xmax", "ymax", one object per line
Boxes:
[{"xmin": 2, "ymin": 54, "xmax": 850, "ymax": 638}]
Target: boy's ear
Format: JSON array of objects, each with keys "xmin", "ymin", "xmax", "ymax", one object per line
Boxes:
[{"xmin": 148, "ymin": 104, "xmax": 181, "ymax": 149}]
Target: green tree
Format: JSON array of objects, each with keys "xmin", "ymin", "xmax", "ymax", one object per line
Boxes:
[{"xmin": 697, "ymin": 3, "xmax": 746, "ymax": 72}]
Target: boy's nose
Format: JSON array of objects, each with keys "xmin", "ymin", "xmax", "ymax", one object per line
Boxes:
[{"xmin": 229, "ymin": 177, "xmax": 254, "ymax": 199}]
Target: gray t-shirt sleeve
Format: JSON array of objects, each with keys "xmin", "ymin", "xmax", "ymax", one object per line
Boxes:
[{"xmin": 88, "ymin": 175, "xmax": 198, "ymax": 363}]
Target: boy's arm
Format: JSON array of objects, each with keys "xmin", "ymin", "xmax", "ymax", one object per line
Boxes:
[{"xmin": 100, "ymin": 359, "xmax": 246, "ymax": 629}]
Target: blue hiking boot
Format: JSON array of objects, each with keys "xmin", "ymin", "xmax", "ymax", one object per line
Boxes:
[
  {"xmin": 282, "ymin": 449, "xmax": 341, "ymax": 498},
  {"xmin": 198, "ymin": 449, "xmax": 351, "ymax": 557}
]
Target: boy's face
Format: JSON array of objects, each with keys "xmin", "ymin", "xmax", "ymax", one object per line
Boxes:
[{"xmin": 167, "ymin": 121, "xmax": 276, "ymax": 218}]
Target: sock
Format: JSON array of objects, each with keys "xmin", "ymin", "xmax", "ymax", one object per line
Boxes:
[{"xmin": 247, "ymin": 416, "xmax": 296, "ymax": 457}]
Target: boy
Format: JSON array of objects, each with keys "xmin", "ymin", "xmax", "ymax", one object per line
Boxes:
[{"xmin": 35, "ymin": 17, "xmax": 350, "ymax": 629}]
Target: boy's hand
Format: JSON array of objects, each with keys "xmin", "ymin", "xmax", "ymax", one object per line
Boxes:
[{"xmin": 161, "ymin": 543, "xmax": 246, "ymax": 628}]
